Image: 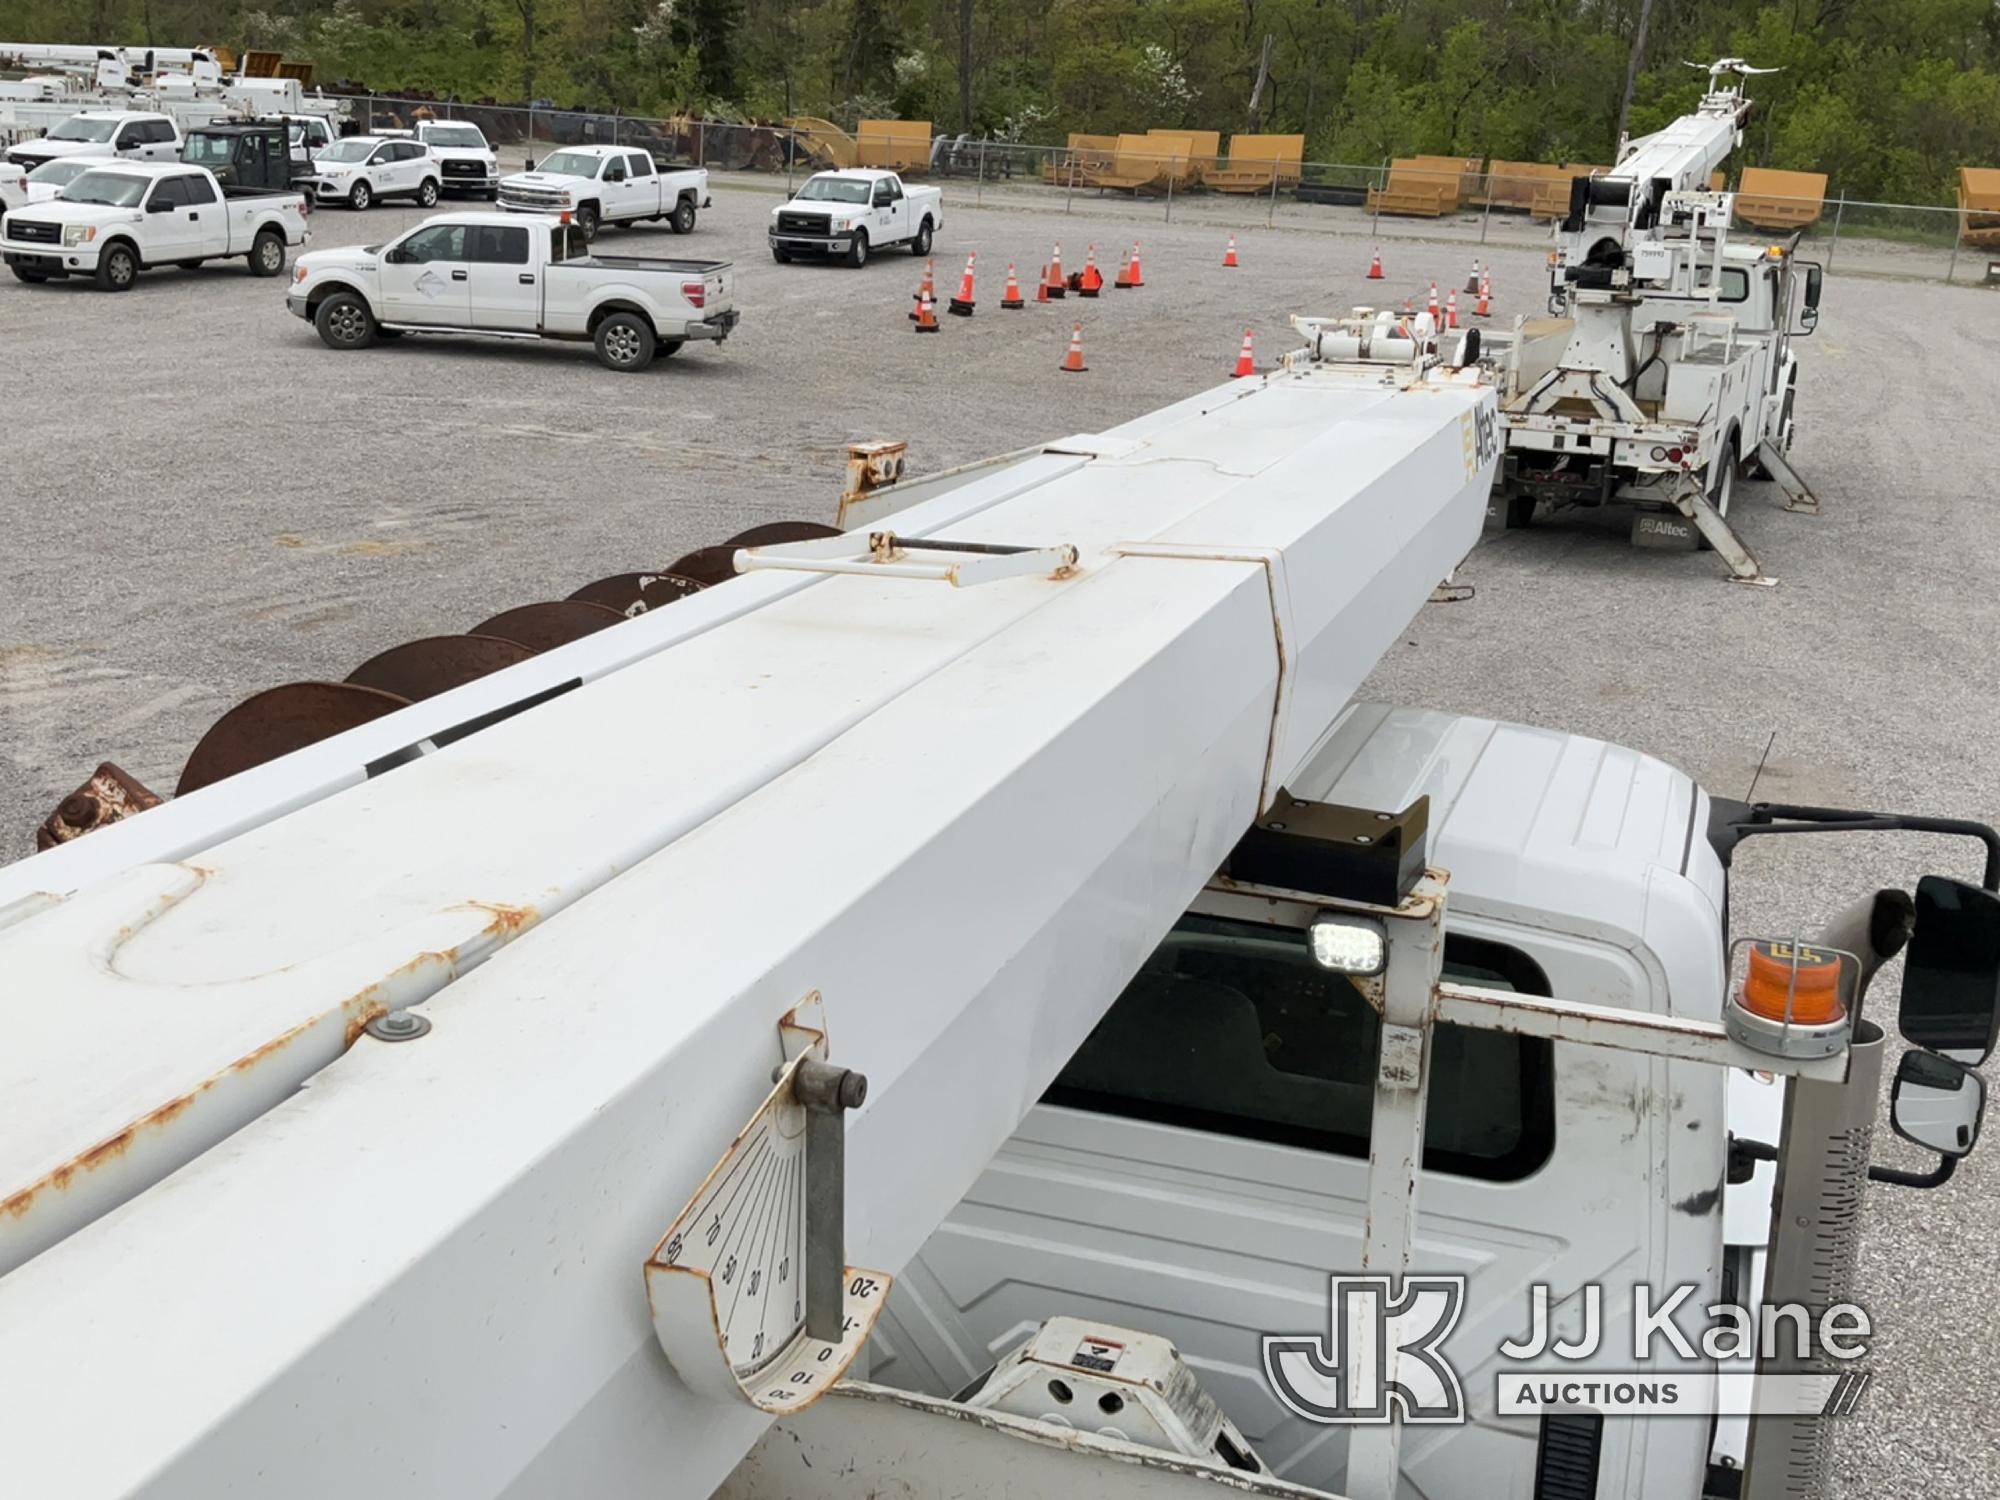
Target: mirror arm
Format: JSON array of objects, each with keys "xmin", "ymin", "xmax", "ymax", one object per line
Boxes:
[
  {"xmin": 1868, "ymin": 1154, "xmax": 1956, "ymax": 1190},
  {"xmin": 1710, "ymin": 798, "xmax": 2000, "ymax": 893}
]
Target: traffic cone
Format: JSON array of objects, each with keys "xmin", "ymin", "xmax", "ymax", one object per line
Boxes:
[
  {"xmin": 1464, "ymin": 258, "xmax": 1481, "ymax": 295},
  {"xmin": 1047, "ymin": 242, "xmax": 1066, "ymax": 298},
  {"xmin": 1036, "ymin": 264, "xmax": 1050, "ymax": 305},
  {"xmin": 1427, "ymin": 281, "xmax": 1440, "ymax": 321},
  {"xmin": 1059, "ymin": 322, "xmax": 1087, "ymax": 373},
  {"xmin": 1080, "ymin": 245, "xmax": 1102, "ymax": 297},
  {"xmin": 1223, "ymin": 234, "xmax": 1239, "ymax": 268},
  {"xmin": 1231, "ymin": 328, "xmax": 1255, "ymax": 377},
  {"xmin": 910, "ymin": 256, "xmax": 935, "ymax": 320},
  {"xmin": 913, "ymin": 287, "xmax": 939, "ymax": 333},
  {"xmin": 1115, "ymin": 243, "xmax": 1143, "ymax": 288},
  {"xmin": 1475, "ymin": 270, "xmax": 1491, "ymax": 318},
  {"xmin": 1446, "ymin": 287, "xmax": 1460, "ymax": 329},
  {"xmin": 947, "ymin": 252, "xmax": 977, "ymax": 316},
  {"xmin": 1001, "ymin": 262, "xmax": 1025, "ymax": 309},
  {"xmin": 1366, "ymin": 246, "xmax": 1384, "ymax": 280}
]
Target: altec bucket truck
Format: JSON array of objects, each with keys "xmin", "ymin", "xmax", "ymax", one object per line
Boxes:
[
  {"xmin": 0, "ymin": 315, "xmax": 1994, "ymax": 1500},
  {"xmin": 1486, "ymin": 60, "xmax": 1827, "ymax": 582}
]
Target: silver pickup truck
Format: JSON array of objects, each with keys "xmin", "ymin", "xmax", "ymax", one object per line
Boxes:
[{"xmin": 286, "ymin": 211, "xmax": 738, "ymax": 372}]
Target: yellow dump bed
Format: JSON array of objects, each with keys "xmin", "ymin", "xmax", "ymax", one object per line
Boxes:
[
  {"xmin": 1044, "ymin": 133, "xmax": 1116, "ymax": 185},
  {"xmin": 1960, "ymin": 167, "xmax": 2000, "ymax": 247},
  {"xmin": 1207, "ymin": 134, "xmax": 1305, "ymax": 193},
  {"xmin": 1735, "ymin": 167, "xmax": 1827, "ymax": 231},
  {"xmin": 855, "ymin": 119, "xmax": 932, "ymax": 173}
]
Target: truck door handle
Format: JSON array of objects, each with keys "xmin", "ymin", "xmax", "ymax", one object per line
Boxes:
[
  {"xmin": 188, "ymin": 212, "xmax": 199, "ymax": 221},
  {"xmin": 451, "ymin": 269, "xmax": 468, "ymax": 281},
  {"xmin": 518, "ymin": 274, "xmax": 535, "ymax": 284}
]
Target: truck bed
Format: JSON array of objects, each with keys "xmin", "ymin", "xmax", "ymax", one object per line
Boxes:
[{"xmin": 562, "ymin": 253, "xmax": 730, "ymax": 274}]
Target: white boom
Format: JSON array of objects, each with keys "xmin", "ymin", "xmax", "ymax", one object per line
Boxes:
[
  {"xmin": 0, "ymin": 41, "xmax": 226, "ymax": 89},
  {"xmin": 0, "ymin": 328, "xmax": 1497, "ymax": 1498}
]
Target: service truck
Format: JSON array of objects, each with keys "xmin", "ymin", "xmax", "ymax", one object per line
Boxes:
[
  {"xmin": 0, "ymin": 313, "xmax": 1991, "ymax": 1500},
  {"xmin": 1483, "ymin": 60, "xmax": 1825, "ymax": 583},
  {"xmin": 769, "ymin": 167, "xmax": 942, "ymax": 266},
  {"xmin": 2, "ymin": 108, "xmax": 181, "ymax": 170},
  {"xmin": 288, "ymin": 210, "xmax": 738, "ymax": 371},
  {"xmin": 0, "ymin": 159, "xmax": 309, "ymax": 288},
  {"xmin": 498, "ymin": 144, "xmax": 708, "ymax": 240}
]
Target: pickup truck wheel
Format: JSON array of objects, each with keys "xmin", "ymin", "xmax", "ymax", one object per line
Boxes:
[
  {"xmin": 248, "ymin": 233, "xmax": 286, "ymax": 277},
  {"xmin": 1502, "ymin": 489, "xmax": 1535, "ymax": 529},
  {"xmin": 314, "ymin": 291, "xmax": 378, "ymax": 350},
  {"xmin": 670, "ymin": 198, "xmax": 696, "ymax": 234},
  {"xmin": 348, "ymin": 180, "xmax": 373, "ymax": 211},
  {"xmin": 911, "ymin": 218, "xmax": 932, "ymax": 257},
  {"xmin": 771, "ymin": 246, "xmax": 791, "ymax": 264},
  {"xmin": 847, "ymin": 230, "xmax": 869, "ymax": 269},
  {"xmin": 594, "ymin": 312, "xmax": 656, "ymax": 371},
  {"xmin": 658, "ymin": 339, "xmax": 684, "ymax": 358},
  {"xmin": 94, "ymin": 243, "xmax": 138, "ymax": 291},
  {"xmin": 416, "ymin": 178, "xmax": 440, "ymax": 209},
  {"xmin": 575, "ymin": 204, "xmax": 600, "ymax": 242}
]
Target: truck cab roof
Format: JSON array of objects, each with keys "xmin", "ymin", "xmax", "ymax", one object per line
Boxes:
[{"xmin": 55, "ymin": 160, "xmax": 201, "ymax": 178}]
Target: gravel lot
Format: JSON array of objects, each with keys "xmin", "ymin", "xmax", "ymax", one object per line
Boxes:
[{"xmin": 4, "ymin": 179, "xmax": 1998, "ymax": 1495}]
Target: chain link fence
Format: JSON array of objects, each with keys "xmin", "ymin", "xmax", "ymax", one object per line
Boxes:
[{"xmin": 343, "ymin": 96, "xmax": 1989, "ymax": 285}]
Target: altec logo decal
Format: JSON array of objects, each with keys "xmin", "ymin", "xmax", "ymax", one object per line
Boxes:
[{"xmin": 1262, "ymin": 1278, "xmax": 1873, "ymax": 1421}]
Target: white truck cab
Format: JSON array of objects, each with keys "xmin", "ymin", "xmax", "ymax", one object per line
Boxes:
[
  {"xmin": 769, "ymin": 168, "xmax": 943, "ymax": 267},
  {"xmin": 4, "ymin": 110, "xmax": 181, "ymax": 171},
  {"xmin": 497, "ymin": 144, "xmax": 708, "ymax": 241},
  {"xmin": 307, "ymin": 134, "xmax": 441, "ymax": 211}
]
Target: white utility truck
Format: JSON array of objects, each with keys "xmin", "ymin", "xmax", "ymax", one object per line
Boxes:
[
  {"xmin": 769, "ymin": 168, "xmax": 941, "ymax": 266},
  {"xmin": 305, "ymin": 132, "xmax": 441, "ymax": 210},
  {"xmin": 1, "ymin": 107, "xmax": 181, "ymax": 169},
  {"xmin": 498, "ymin": 144, "xmax": 708, "ymax": 240},
  {"xmin": 0, "ymin": 160, "xmax": 308, "ymax": 287},
  {"xmin": 405, "ymin": 118, "xmax": 502, "ymax": 198},
  {"xmin": 1484, "ymin": 60, "xmax": 1825, "ymax": 582},
  {"xmin": 288, "ymin": 210, "xmax": 739, "ymax": 371},
  {"xmin": 0, "ymin": 315, "xmax": 1992, "ymax": 1500}
]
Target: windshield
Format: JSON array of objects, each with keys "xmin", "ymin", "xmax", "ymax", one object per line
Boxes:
[
  {"xmin": 794, "ymin": 176, "xmax": 871, "ymax": 204},
  {"xmin": 48, "ymin": 117, "xmax": 120, "ymax": 144},
  {"xmin": 27, "ymin": 159, "xmax": 95, "ymax": 184},
  {"xmin": 423, "ymin": 126, "xmax": 486, "ymax": 148},
  {"xmin": 534, "ymin": 150, "xmax": 602, "ymax": 178},
  {"xmin": 61, "ymin": 170, "xmax": 148, "ymax": 207},
  {"xmin": 318, "ymin": 139, "xmax": 377, "ymax": 163}
]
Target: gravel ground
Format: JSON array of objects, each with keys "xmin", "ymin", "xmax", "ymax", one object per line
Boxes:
[{"xmin": 4, "ymin": 180, "xmax": 1998, "ymax": 1495}]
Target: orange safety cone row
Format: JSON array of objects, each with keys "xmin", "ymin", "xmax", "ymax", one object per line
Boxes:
[
  {"xmin": 1231, "ymin": 328, "xmax": 1256, "ymax": 377},
  {"xmin": 1047, "ymin": 242, "xmax": 1066, "ymax": 298},
  {"xmin": 1001, "ymin": 262, "xmax": 1025, "ymax": 309},
  {"xmin": 1463, "ymin": 257, "xmax": 1482, "ymax": 295},
  {"xmin": 913, "ymin": 287, "xmax": 940, "ymax": 333},
  {"xmin": 1223, "ymin": 234, "xmax": 1239, "ymax": 268},
  {"xmin": 1445, "ymin": 287, "xmax": 1460, "ymax": 329},
  {"xmin": 947, "ymin": 252, "xmax": 977, "ymax": 316},
  {"xmin": 1366, "ymin": 246, "xmax": 1384, "ymax": 280},
  {"xmin": 1475, "ymin": 269, "xmax": 1491, "ymax": 318},
  {"xmin": 910, "ymin": 256, "xmax": 936, "ymax": 320},
  {"xmin": 1080, "ymin": 244, "xmax": 1103, "ymax": 297},
  {"xmin": 1059, "ymin": 321, "xmax": 1087, "ymax": 373},
  {"xmin": 1036, "ymin": 264, "xmax": 1050, "ymax": 304},
  {"xmin": 1115, "ymin": 242, "xmax": 1145, "ymax": 288},
  {"xmin": 1427, "ymin": 281, "xmax": 1440, "ymax": 322}
]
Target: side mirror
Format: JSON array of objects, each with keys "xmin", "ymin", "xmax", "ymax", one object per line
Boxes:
[
  {"xmin": 1803, "ymin": 263, "xmax": 1823, "ymax": 310},
  {"xmin": 383, "ymin": 246, "xmax": 405, "ymax": 264},
  {"xmin": 1900, "ymin": 875, "xmax": 2000, "ymax": 1064},
  {"xmin": 524, "ymin": 156, "xmax": 536, "ymax": 171},
  {"xmin": 1891, "ymin": 1050, "xmax": 1985, "ymax": 1157}
]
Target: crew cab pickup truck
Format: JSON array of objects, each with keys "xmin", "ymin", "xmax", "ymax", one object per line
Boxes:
[
  {"xmin": 768, "ymin": 169, "xmax": 941, "ymax": 267},
  {"xmin": 4, "ymin": 111, "xmax": 182, "ymax": 171},
  {"xmin": 1, "ymin": 161, "xmax": 310, "ymax": 289},
  {"xmin": 287, "ymin": 211, "xmax": 738, "ymax": 371},
  {"xmin": 497, "ymin": 145, "xmax": 708, "ymax": 241},
  {"xmin": 406, "ymin": 120, "xmax": 501, "ymax": 198}
]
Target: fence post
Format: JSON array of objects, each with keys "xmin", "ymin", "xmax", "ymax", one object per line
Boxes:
[
  {"xmin": 365, "ymin": 94, "xmax": 375, "ymax": 133},
  {"xmin": 977, "ymin": 135, "xmax": 986, "ymax": 207},
  {"xmin": 1372, "ymin": 158, "xmax": 1386, "ymax": 238},
  {"xmin": 1066, "ymin": 155, "xmax": 1076, "ymax": 215},
  {"xmin": 697, "ymin": 120, "xmax": 705, "ymax": 168},
  {"xmin": 1165, "ymin": 158, "xmax": 1174, "ymax": 224},
  {"xmin": 1267, "ymin": 158, "xmax": 1279, "ymax": 227},
  {"xmin": 1946, "ymin": 211, "xmax": 1963, "ymax": 284},
  {"xmin": 1826, "ymin": 189, "xmax": 1844, "ymax": 271},
  {"xmin": 1479, "ymin": 171, "xmax": 1494, "ymax": 244},
  {"xmin": 612, "ymin": 111, "xmax": 620, "ymax": 146}
]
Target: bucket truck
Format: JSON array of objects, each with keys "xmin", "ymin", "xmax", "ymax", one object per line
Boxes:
[
  {"xmin": 1485, "ymin": 60, "xmax": 1827, "ymax": 583},
  {"xmin": 0, "ymin": 315, "xmax": 1994, "ymax": 1500}
]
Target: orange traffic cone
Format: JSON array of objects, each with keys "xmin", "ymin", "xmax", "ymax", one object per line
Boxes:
[
  {"xmin": 1427, "ymin": 281, "xmax": 1440, "ymax": 321},
  {"xmin": 914, "ymin": 287, "xmax": 939, "ymax": 333},
  {"xmin": 1464, "ymin": 258, "xmax": 1482, "ymax": 295},
  {"xmin": 1475, "ymin": 270, "xmax": 1491, "ymax": 318},
  {"xmin": 1036, "ymin": 264, "xmax": 1050, "ymax": 304},
  {"xmin": 1059, "ymin": 322, "xmax": 1087, "ymax": 373},
  {"xmin": 1223, "ymin": 234, "xmax": 1239, "ymax": 268},
  {"xmin": 1231, "ymin": 328, "xmax": 1255, "ymax": 377},
  {"xmin": 947, "ymin": 252, "xmax": 977, "ymax": 316},
  {"xmin": 1001, "ymin": 262, "xmax": 1025, "ymax": 309},
  {"xmin": 1366, "ymin": 247, "xmax": 1384, "ymax": 280},
  {"xmin": 1115, "ymin": 243, "xmax": 1144, "ymax": 288},
  {"xmin": 910, "ymin": 256, "xmax": 935, "ymax": 320},
  {"xmin": 1445, "ymin": 287, "xmax": 1460, "ymax": 329},
  {"xmin": 1047, "ymin": 242, "xmax": 1066, "ymax": 298},
  {"xmin": 1080, "ymin": 244, "xmax": 1102, "ymax": 297}
]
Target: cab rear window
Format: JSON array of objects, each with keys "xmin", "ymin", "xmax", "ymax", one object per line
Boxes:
[{"xmin": 1044, "ymin": 914, "xmax": 1555, "ymax": 1180}]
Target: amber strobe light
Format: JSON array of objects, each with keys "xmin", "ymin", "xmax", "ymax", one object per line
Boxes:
[{"xmin": 1740, "ymin": 941, "xmax": 1845, "ymax": 1025}]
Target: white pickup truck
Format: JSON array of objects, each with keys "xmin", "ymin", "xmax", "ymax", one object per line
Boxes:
[
  {"xmin": 498, "ymin": 145, "xmax": 708, "ymax": 241},
  {"xmin": 408, "ymin": 120, "xmax": 501, "ymax": 199},
  {"xmin": 2, "ymin": 110, "xmax": 183, "ymax": 171},
  {"xmin": 0, "ymin": 161, "xmax": 310, "ymax": 289},
  {"xmin": 287, "ymin": 210, "xmax": 738, "ymax": 371},
  {"xmin": 768, "ymin": 168, "xmax": 941, "ymax": 266}
]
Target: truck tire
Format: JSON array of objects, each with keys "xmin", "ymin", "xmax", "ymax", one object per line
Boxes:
[
  {"xmin": 658, "ymin": 339, "xmax": 684, "ymax": 358},
  {"xmin": 248, "ymin": 232, "xmax": 286, "ymax": 277},
  {"xmin": 348, "ymin": 179, "xmax": 373, "ymax": 211},
  {"xmin": 594, "ymin": 311, "xmax": 656, "ymax": 371},
  {"xmin": 771, "ymin": 246, "xmax": 792, "ymax": 264},
  {"xmin": 911, "ymin": 217, "xmax": 932, "ymax": 257},
  {"xmin": 1502, "ymin": 489, "xmax": 1535, "ymax": 529},
  {"xmin": 575, "ymin": 203, "xmax": 600, "ymax": 242},
  {"xmin": 1709, "ymin": 444, "xmax": 1735, "ymax": 519},
  {"xmin": 847, "ymin": 230, "xmax": 869, "ymax": 269},
  {"xmin": 314, "ymin": 291, "xmax": 378, "ymax": 350},
  {"xmin": 94, "ymin": 242, "xmax": 139, "ymax": 291},
  {"xmin": 670, "ymin": 198, "xmax": 696, "ymax": 234},
  {"xmin": 416, "ymin": 177, "xmax": 440, "ymax": 208}
]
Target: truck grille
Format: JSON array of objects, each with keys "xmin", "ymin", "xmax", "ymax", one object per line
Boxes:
[
  {"xmin": 501, "ymin": 185, "xmax": 565, "ymax": 209},
  {"xmin": 776, "ymin": 211, "xmax": 830, "ymax": 236},
  {"xmin": 7, "ymin": 219, "xmax": 60, "ymax": 244},
  {"xmin": 440, "ymin": 160, "xmax": 484, "ymax": 178}
]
